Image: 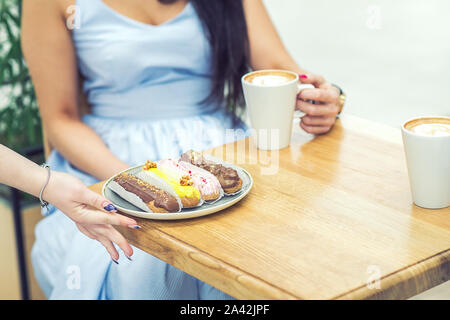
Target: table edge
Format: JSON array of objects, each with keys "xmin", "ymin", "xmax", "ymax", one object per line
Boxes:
[
  {"xmin": 116, "ymin": 223, "xmax": 300, "ymax": 300},
  {"xmin": 334, "ymin": 249, "xmax": 450, "ymax": 300}
]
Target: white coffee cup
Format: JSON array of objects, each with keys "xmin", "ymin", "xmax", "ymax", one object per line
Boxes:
[
  {"xmin": 401, "ymin": 116, "xmax": 450, "ymax": 209},
  {"xmin": 242, "ymin": 70, "xmax": 314, "ymax": 150}
]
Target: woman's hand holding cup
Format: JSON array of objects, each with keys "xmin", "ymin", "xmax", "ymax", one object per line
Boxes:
[{"xmin": 296, "ymin": 73, "xmax": 341, "ymax": 135}]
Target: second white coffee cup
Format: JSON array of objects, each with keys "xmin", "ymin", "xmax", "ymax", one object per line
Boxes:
[
  {"xmin": 242, "ymin": 70, "xmax": 314, "ymax": 150},
  {"xmin": 402, "ymin": 116, "xmax": 450, "ymax": 209},
  {"xmin": 401, "ymin": 116, "xmax": 450, "ymax": 209}
]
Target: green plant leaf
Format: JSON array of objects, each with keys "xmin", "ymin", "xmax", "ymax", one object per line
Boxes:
[{"xmin": 0, "ymin": 0, "xmax": 42, "ymax": 151}]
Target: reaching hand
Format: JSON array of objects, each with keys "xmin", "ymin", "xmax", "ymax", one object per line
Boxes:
[{"xmin": 43, "ymin": 171, "xmax": 139, "ymax": 262}]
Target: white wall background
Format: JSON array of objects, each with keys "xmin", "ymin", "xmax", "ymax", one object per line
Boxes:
[{"xmin": 263, "ymin": 0, "xmax": 450, "ymax": 127}]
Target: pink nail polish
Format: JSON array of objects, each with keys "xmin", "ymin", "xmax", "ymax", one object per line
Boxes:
[{"xmin": 300, "ymin": 74, "xmax": 308, "ymax": 79}]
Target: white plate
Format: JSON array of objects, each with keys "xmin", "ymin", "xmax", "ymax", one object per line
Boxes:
[{"xmin": 102, "ymin": 164, "xmax": 253, "ymax": 220}]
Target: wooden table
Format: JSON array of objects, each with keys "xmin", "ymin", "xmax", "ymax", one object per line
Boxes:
[{"xmin": 90, "ymin": 115, "xmax": 450, "ymax": 300}]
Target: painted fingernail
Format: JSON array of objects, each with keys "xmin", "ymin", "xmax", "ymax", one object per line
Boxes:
[
  {"xmin": 111, "ymin": 258, "xmax": 119, "ymax": 265},
  {"xmin": 128, "ymin": 225, "xmax": 141, "ymax": 230},
  {"xmin": 125, "ymin": 255, "xmax": 133, "ymax": 261},
  {"xmin": 103, "ymin": 203, "xmax": 117, "ymax": 212},
  {"xmin": 300, "ymin": 74, "xmax": 308, "ymax": 79}
]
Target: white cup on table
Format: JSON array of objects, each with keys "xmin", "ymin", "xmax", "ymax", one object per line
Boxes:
[
  {"xmin": 401, "ymin": 116, "xmax": 450, "ymax": 209},
  {"xmin": 242, "ymin": 69, "xmax": 314, "ymax": 150}
]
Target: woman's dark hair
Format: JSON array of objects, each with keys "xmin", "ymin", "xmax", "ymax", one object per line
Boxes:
[{"xmin": 159, "ymin": 0, "xmax": 250, "ymax": 121}]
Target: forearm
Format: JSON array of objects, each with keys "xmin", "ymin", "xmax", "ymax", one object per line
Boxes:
[
  {"xmin": 46, "ymin": 116, "xmax": 129, "ymax": 180},
  {"xmin": 0, "ymin": 144, "xmax": 48, "ymax": 197},
  {"xmin": 244, "ymin": 0, "xmax": 308, "ymax": 74},
  {"xmin": 267, "ymin": 58, "xmax": 307, "ymax": 76},
  {"xmin": 248, "ymin": 34, "xmax": 305, "ymax": 73},
  {"xmin": 251, "ymin": 51, "xmax": 310, "ymax": 81}
]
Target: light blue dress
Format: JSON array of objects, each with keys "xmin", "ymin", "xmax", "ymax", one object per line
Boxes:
[{"xmin": 31, "ymin": 0, "xmax": 247, "ymax": 299}]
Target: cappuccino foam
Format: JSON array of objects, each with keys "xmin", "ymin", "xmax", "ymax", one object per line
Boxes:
[
  {"xmin": 404, "ymin": 117, "xmax": 450, "ymax": 137},
  {"xmin": 410, "ymin": 123, "xmax": 450, "ymax": 136},
  {"xmin": 251, "ymin": 75, "xmax": 291, "ymax": 86},
  {"xmin": 244, "ymin": 71, "xmax": 296, "ymax": 86}
]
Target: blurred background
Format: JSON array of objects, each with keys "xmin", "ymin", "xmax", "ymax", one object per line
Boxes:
[
  {"xmin": 264, "ymin": 0, "xmax": 450, "ymax": 125},
  {"xmin": 0, "ymin": 0, "xmax": 449, "ymax": 299}
]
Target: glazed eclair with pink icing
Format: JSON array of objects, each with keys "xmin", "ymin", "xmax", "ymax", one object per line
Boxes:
[{"xmin": 158, "ymin": 158, "xmax": 222, "ymax": 202}]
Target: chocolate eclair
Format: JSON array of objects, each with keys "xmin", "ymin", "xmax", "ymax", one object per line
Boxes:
[
  {"xmin": 180, "ymin": 150, "xmax": 243, "ymax": 194},
  {"xmin": 112, "ymin": 173, "xmax": 180, "ymax": 213}
]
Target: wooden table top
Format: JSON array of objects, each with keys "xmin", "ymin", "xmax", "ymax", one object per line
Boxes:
[{"xmin": 90, "ymin": 114, "xmax": 450, "ymax": 300}]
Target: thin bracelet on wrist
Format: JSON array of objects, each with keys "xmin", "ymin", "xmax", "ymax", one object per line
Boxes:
[
  {"xmin": 39, "ymin": 164, "xmax": 51, "ymax": 213},
  {"xmin": 331, "ymin": 83, "xmax": 346, "ymax": 117}
]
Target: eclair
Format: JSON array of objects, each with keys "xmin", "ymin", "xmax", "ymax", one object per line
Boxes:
[
  {"xmin": 112, "ymin": 173, "xmax": 180, "ymax": 213},
  {"xmin": 142, "ymin": 161, "xmax": 201, "ymax": 208},
  {"xmin": 158, "ymin": 158, "xmax": 222, "ymax": 202},
  {"xmin": 180, "ymin": 150, "xmax": 243, "ymax": 194}
]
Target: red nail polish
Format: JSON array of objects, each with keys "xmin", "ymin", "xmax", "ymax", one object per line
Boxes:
[{"xmin": 300, "ymin": 74, "xmax": 308, "ymax": 79}]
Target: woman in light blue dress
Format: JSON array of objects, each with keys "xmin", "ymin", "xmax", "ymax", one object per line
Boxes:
[{"xmin": 22, "ymin": 0, "xmax": 342, "ymax": 299}]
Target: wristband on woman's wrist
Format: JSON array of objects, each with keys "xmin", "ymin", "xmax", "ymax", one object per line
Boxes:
[
  {"xmin": 331, "ymin": 83, "xmax": 346, "ymax": 116},
  {"xmin": 39, "ymin": 164, "xmax": 51, "ymax": 213}
]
